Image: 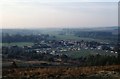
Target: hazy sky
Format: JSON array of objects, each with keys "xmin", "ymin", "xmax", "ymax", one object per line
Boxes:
[{"xmin": 0, "ymin": 0, "xmax": 119, "ymax": 29}]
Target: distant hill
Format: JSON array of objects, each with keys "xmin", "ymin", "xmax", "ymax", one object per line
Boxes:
[{"xmin": 1, "ymin": 26, "xmax": 118, "ymax": 35}]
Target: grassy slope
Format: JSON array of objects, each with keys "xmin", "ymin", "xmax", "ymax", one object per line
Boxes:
[
  {"xmin": 2, "ymin": 65, "xmax": 120, "ymax": 79},
  {"xmin": 61, "ymin": 49, "xmax": 117, "ymax": 58},
  {"xmin": 1, "ymin": 42, "xmax": 33, "ymax": 47},
  {"xmin": 53, "ymin": 34, "xmax": 112, "ymax": 43}
]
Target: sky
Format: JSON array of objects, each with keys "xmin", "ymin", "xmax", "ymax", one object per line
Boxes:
[{"xmin": 0, "ymin": 0, "xmax": 119, "ymax": 29}]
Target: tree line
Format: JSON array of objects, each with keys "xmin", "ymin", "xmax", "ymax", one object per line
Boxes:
[{"xmin": 2, "ymin": 33, "xmax": 54, "ymax": 43}]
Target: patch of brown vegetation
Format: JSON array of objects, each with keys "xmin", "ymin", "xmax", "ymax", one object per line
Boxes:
[{"xmin": 3, "ymin": 65, "xmax": 120, "ymax": 78}]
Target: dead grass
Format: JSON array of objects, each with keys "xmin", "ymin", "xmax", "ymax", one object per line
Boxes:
[{"xmin": 2, "ymin": 65, "xmax": 120, "ymax": 78}]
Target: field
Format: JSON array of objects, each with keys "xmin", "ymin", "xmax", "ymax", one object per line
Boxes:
[
  {"xmin": 1, "ymin": 42, "xmax": 33, "ymax": 47},
  {"xmin": 52, "ymin": 34, "xmax": 112, "ymax": 43},
  {"xmin": 2, "ymin": 65, "xmax": 120, "ymax": 79},
  {"xmin": 61, "ymin": 49, "xmax": 117, "ymax": 58}
]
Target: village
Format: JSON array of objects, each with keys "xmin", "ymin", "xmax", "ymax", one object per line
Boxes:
[
  {"xmin": 22, "ymin": 40, "xmax": 118, "ymax": 55},
  {"xmin": 3, "ymin": 40, "xmax": 118, "ymax": 55}
]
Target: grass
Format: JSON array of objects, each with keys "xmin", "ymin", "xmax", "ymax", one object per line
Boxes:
[
  {"xmin": 1, "ymin": 42, "xmax": 34, "ymax": 47},
  {"xmin": 2, "ymin": 65, "xmax": 120, "ymax": 79},
  {"xmin": 61, "ymin": 49, "xmax": 116, "ymax": 58},
  {"xmin": 53, "ymin": 34, "xmax": 112, "ymax": 43}
]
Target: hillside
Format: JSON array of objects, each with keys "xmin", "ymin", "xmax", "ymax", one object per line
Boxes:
[{"xmin": 2, "ymin": 65, "xmax": 120, "ymax": 79}]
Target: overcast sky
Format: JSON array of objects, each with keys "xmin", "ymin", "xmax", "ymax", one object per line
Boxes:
[{"xmin": 0, "ymin": 0, "xmax": 119, "ymax": 29}]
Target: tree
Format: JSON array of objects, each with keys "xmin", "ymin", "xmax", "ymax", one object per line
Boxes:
[{"xmin": 11, "ymin": 61, "xmax": 18, "ymax": 68}]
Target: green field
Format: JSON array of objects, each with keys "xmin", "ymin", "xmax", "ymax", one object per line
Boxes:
[
  {"xmin": 61, "ymin": 49, "xmax": 117, "ymax": 58},
  {"xmin": 1, "ymin": 42, "xmax": 33, "ymax": 47},
  {"xmin": 41, "ymin": 30, "xmax": 113, "ymax": 43},
  {"xmin": 51, "ymin": 34, "xmax": 112, "ymax": 43}
]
